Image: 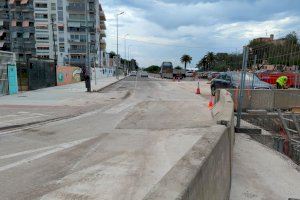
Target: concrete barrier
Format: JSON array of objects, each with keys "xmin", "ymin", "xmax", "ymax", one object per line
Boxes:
[
  {"xmin": 143, "ymin": 90, "xmax": 234, "ymax": 200},
  {"xmin": 217, "ymin": 89, "xmax": 300, "ymax": 111}
]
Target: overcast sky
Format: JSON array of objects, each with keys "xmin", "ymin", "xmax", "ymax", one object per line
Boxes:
[{"xmin": 101, "ymin": 0, "xmax": 300, "ymax": 68}]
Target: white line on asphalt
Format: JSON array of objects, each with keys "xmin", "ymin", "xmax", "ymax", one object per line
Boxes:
[
  {"xmin": 0, "ymin": 114, "xmax": 19, "ymax": 119},
  {"xmin": 0, "ymin": 137, "xmax": 93, "ymax": 172},
  {"xmin": 0, "ymin": 115, "xmax": 48, "ymax": 125},
  {"xmin": 104, "ymin": 102, "xmax": 136, "ymax": 114},
  {"xmin": 0, "ymin": 146, "xmax": 55, "ymax": 160}
]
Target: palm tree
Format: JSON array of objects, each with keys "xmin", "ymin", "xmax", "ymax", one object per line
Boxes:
[
  {"xmin": 180, "ymin": 54, "xmax": 192, "ymax": 71},
  {"xmin": 199, "ymin": 56, "xmax": 208, "ymax": 71},
  {"xmin": 206, "ymin": 52, "xmax": 215, "ymax": 70}
]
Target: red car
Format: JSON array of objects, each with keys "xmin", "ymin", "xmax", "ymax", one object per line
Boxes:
[{"xmin": 256, "ymin": 70, "xmax": 300, "ymax": 88}]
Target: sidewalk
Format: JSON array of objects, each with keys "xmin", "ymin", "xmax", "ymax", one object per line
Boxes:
[
  {"xmin": 0, "ymin": 76, "xmax": 124, "ymax": 130},
  {"xmin": 230, "ymin": 133, "xmax": 300, "ymax": 200}
]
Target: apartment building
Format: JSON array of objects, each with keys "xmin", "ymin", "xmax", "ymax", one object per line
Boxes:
[
  {"xmin": 0, "ymin": 0, "xmax": 36, "ymax": 62},
  {"xmin": 34, "ymin": 0, "xmax": 57, "ymax": 60},
  {"xmin": 0, "ymin": 0, "xmax": 11, "ymax": 52},
  {"xmin": 60, "ymin": 0, "xmax": 101, "ymax": 68},
  {"xmin": 0, "ymin": 0, "xmax": 107, "ymax": 68}
]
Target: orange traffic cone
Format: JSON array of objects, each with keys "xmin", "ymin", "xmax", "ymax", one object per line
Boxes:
[
  {"xmin": 195, "ymin": 82, "xmax": 201, "ymax": 94},
  {"xmin": 208, "ymin": 96, "xmax": 214, "ymax": 109}
]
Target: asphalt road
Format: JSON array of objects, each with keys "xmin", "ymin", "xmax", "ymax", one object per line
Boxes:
[{"xmin": 0, "ymin": 76, "xmax": 214, "ymax": 200}]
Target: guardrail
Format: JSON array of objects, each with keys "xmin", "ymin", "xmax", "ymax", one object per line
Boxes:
[{"xmin": 144, "ymin": 89, "xmax": 234, "ymax": 200}]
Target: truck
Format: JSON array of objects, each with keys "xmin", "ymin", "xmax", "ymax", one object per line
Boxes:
[
  {"xmin": 173, "ymin": 68, "xmax": 186, "ymax": 79},
  {"xmin": 160, "ymin": 62, "xmax": 173, "ymax": 79}
]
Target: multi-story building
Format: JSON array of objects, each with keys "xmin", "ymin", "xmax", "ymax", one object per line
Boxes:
[
  {"xmin": 1, "ymin": 0, "xmax": 36, "ymax": 62},
  {"xmin": 60, "ymin": 0, "xmax": 101, "ymax": 68},
  {"xmin": 0, "ymin": 0, "xmax": 11, "ymax": 52},
  {"xmin": 0, "ymin": 0, "xmax": 106, "ymax": 68},
  {"xmin": 34, "ymin": 0, "xmax": 57, "ymax": 60},
  {"xmin": 98, "ymin": 3, "xmax": 106, "ymax": 68}
]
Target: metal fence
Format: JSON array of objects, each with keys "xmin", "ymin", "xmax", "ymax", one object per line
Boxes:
[{"xmin": 0, "ymin": 51, "xmax": 15, "ymax": 96}]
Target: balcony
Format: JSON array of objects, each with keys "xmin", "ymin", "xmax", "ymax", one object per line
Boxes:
[
  {"xmin": 67, "ymin": 27, "xmax": 86, "ymax": 33},
  {"xmin": 99, "ymin": 11, "xmax": 106, "ymax": 21},
  {"xmin": 67, "ymin": 4, "xmax": 85, "ymax": 12},
  {"xmin": 100, "ymin": 30, "xmax": 106, "ymax": 37},
  {"xmin": 69, "ymin": 49, "xmax": 86, "ymax": 53},
  {"xmin": 0, "ymin": 4, "xmax": 8, "ymax": 11},
  {"xmin": 68, "ymin": 39, "xmax": 86, "ymax": 43},
  {"xmin": 23, "ymin": 26, "xmax": 35, "ymax": 32},
  {"xmin": 10, "ymin": 4, "xmax": 34, "ymax": 12},
  {"xmin": 100, "ymin": 22, "xmax": 106, "ymax": 30},
  {"xmin": 11, "ymin": 26, "xmax": 24, "ymax": 32},
  {"xmin": 64, "ymin": 57, "xmax": 86, "ymax": 64},
  {"xmin": 100, "ymin": 39, "xmax": 106, "ymax": 44}
]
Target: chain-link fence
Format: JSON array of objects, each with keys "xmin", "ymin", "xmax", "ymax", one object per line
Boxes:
[{"xmin": 0, "ymin": 51, "xmax": 16, "ymax": 96}]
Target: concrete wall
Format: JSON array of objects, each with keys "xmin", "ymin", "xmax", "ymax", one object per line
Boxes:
[
  {"xmin": 57, "ymin": 66, "xmax": 82, "ymax": 86},
  {"xmin": 218, "ymin": 89, "xmax": 300, "ymax": 111},
  {"xmin": 143, "ymin": 90, "xmax": 234, "ymax": 200}
]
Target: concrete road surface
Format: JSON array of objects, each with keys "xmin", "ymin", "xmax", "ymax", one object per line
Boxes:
[{"xmin": 0, "ymin": 76, "xmax": 214, "ymax": 200}]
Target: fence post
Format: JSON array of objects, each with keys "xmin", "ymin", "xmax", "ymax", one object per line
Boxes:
[{"xmin": 236, "ymin": 46, "xmax": 249, "ymax": 128}]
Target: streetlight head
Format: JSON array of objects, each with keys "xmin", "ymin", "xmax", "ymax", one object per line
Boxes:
[{"xmin": 118, "ymin": 11, "xmax": 125, "ymax": 15}]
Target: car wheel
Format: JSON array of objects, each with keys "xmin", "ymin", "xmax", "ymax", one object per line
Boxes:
[{"xmin": 211, "ymin": 86, "xmax": 216, "ymax": 96}]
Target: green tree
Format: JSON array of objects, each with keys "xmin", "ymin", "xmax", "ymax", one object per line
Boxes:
[
  {"xmin": 175, "ymin": 66, "xmax": 182, "ymax": 70},
  {"xmin": 206, "ymin": 52, "xmax": 215, "ymax": 70},
  {"xmin": 109, "ymin": 51, "xmax": 116, "ymax": 58},
  {"xmin": 285, "ymin": 31, "xmax": 298, "ymax": 45},
  {"xmin": 180, "ymin": 54, "xmax": 192, "ymax": 71},
  {"xmin": 145, "ymin": 65, "xmax": 161, "ymax": 73}
]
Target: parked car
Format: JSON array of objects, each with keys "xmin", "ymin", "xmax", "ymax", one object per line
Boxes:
[
  {"xmin": 207, "ymin": 71, "xmax": 220, "ymax": 81},
  {"xmin": 140, "ymin": 71, "xmax": 148, "ymax": 77},
  {"xmin": 210, "ymin": 71, "xmax": 273, "ymax": 96},
  {"xmin": 185, "ymin": 70, "xmax": 194, "ymax": 77},
  {"xmin": 130, "ymin": 71, "xmax": 137, "ymax": 76}
]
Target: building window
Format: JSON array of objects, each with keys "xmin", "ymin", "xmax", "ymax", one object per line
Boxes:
[
  {"xmin": 51, "ymin": 3, "xmax": 56, "ymax": 10},
  {"xmin": 37, "ymin": 47, "xmax": 49, "ymax": 50},
  {"xmin": 35, "ymin": 3, "xmax": 47, "ymax": 8},
  {"xmin": 35, "ymin": 13, "xmax": 48, "ymax": 19},
  {"xmin": 59, "ymin": 45, "xmax": 65, "ymax": 52}
]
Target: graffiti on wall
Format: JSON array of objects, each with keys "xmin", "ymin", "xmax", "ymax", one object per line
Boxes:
[{"xmin": 57, "ymin": 66, "xmax": 82, "ymax": 86}]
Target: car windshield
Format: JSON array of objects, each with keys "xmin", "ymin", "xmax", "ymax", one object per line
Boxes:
[{"xmin": 231, "ymin": 73, "xmax": 261, "ymax": 82}]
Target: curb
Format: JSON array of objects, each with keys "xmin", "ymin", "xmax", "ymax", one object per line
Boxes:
[{"xmin": 94, "ymin": 76, "xmax": 126, "ymax": 92}]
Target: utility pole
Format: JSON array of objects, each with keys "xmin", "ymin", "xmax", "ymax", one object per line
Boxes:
[{"xmin": 51, "ymin": 17, "xmax": 57, "ymax": 86}]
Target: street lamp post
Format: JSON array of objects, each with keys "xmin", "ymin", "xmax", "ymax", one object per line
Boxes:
[
  {"xmin": 116, "ymin": 11, "xmax": 124, "ymax": 78},
  {"xmin": 124, "ymin": 34, "xmax": 129, "ymax": 74},
  {"xmin": 116, "ymin": 12, "xmax": 124, "ymax": 56}
]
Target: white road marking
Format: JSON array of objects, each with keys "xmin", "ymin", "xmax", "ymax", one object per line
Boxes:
[
  {"xmin": 0, "ymin": 137, "xmax": 93, "ymax": 172},
  {"xmin": 0, "ymin": 114, "xmax": 19, "ymax": 119},
  {"xmin": 104, "ymin": 102, "xmax": 136, "ymax": 114},
  {"xmin": 0, "ymin": 115, "xmax": 48, "ymax": 125},
  {"xmin": 0, "ymin": 146, "xmax": 55, "ymax": 160}
]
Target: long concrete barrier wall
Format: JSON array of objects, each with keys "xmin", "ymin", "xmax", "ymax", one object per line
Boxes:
[
  {"xmin": 218, "ymin": 89, "xmax": 300, "ymax": 111},
  {"xmin": 143, "ymin": 90, "xmax": 234, "ymax": 200}
]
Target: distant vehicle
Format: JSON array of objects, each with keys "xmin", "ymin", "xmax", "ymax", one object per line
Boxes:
[
  {"xmin": 185, "ymin": 70, "xmax": 194, "ymax": 77},
  {"xmin": 210, "ymin": 71, "xmax": 273, "ymax": 96},
  {"xmin": 173, "ymin": 68, "xmax": 185, "ymax": 79},
  {"xmin": 207, "ymin": 71, "xmax": 220, "ymax": 81},
  {"xmin": 130, "ymin": 71, "xmax": 137, "ymax": 76},
  {"xmin": 256, "ymin": 70, "xmax": 300, "ymax": 88},
  {"xmin": 140, "ymin": 71, "xmax": 148, "ymax": 77},
  {"xmin": 160, "ymin": 62, "xmax": 173, "ymax": 79}
]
